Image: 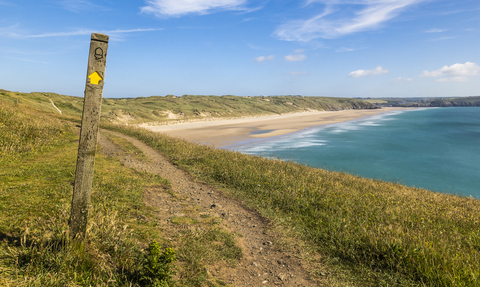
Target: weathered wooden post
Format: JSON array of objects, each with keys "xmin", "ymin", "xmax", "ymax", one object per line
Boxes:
[{"xmin": 70, "ymin": 33, "xmax": 109, "ymax": 239}]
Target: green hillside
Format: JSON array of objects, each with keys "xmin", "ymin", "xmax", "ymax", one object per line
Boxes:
[
  {"xmin": 0, "ymin": 89, "xmax": 378, "ymax": 124},
  {"xmin": 2, "ymin": 94, "xmax": 480, "ymax": 286}
]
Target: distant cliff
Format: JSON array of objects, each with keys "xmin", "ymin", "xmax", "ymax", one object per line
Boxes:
[{"xmin": 392, "ymin": 96, "xmax": 480, "ymax": 107}]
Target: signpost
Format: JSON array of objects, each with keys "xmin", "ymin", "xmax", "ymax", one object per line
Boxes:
[{"xmin": 70, "ymin": 33, "xmax": 109, "ymax": 239}]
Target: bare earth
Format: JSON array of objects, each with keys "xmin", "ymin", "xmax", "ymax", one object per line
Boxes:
[
  {"xmin": 98, "ymin": 131, "xmax": 323, "ymax": 286},
  {"xmin": 140, "ymin": 107, "xmax": 406, "ymax": 147}
]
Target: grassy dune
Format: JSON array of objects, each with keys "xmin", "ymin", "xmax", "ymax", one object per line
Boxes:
[{"xmin": 0, "ymin": 89, "xmax": 378, "ymax": 124}]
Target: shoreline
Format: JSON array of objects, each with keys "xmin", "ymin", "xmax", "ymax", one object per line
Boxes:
[{"xmin": 140, "ymin": 107, "xmax": 412, "ymax": 148}]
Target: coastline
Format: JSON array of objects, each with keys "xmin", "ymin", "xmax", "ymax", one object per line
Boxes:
[{"xmin": 140, "ymin": 107, "xmax": 411, "ymax": 147}]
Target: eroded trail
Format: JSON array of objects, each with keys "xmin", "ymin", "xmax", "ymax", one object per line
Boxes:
[{"xmin": 98, "ymin": 130, "xmax": 318, "ymax": 287}]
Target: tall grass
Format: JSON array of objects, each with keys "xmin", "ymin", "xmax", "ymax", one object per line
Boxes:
[
  {"xmin": 0, "ymin": 101, "xmax": 177, "ymax": 286},
  {"xmin": 0, "ymin": 101, "xmax": 70, "ymax": 159},
  {"xmin": 1, "ymin": 101, "xmax": 243, "ymax": 286},
  {"xmin": 105, "ymin": 123, "xmax": 480, "ymax": 286}
]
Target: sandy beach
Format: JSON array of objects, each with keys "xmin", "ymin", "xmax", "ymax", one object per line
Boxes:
[{"xmin": 140, "ymin": 107, "xmax": 407, "ymax": 147}]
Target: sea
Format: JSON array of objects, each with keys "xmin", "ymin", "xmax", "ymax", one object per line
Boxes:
[{"xmin": 228, "ymin": 107, "xmax": 480, "ymax": 199}]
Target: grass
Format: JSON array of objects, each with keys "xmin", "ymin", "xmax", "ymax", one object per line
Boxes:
[
  {"xmin": 1, "ymin": 89, "xmax": 378, "ymax": 124},
  {"xmin": 104, "ymin": 123, "xmax": 480, "ymax": 286},
  {"xmin": 0, "ymin": 100, "xmax": 243, "ymax": 286},
  {"xmin": 3, "ymin": 92, "xmax": 480, "ymax": 286}
]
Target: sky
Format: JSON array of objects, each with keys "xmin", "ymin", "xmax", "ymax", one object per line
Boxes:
[{"xmin": 1, "ymin": 0, "xmax": 479, "ymax": 98}]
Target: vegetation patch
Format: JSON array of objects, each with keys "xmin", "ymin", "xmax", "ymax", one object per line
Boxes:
[
  {"xmin": 105, "ymin": 123, "xmax": 480, "ymax": 286},
  {"xmin": 0, "ymin": 101, "xmax": 242, "ymax": 286},
  {"xmin": 1, "ymin": 90, "xmax": 378, "ymax": 125}
]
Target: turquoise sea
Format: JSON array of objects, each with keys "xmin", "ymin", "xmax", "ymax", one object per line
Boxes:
[{"xmin": 229, "ymin": 107, "xmax": 480, "ymax": 198}]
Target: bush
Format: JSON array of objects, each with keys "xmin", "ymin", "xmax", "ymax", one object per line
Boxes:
[{"xmin": 141, "ymin": 241, "xmax": 177, "ymax": 287}]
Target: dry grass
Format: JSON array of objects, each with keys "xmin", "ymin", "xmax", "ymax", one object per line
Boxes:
[
  {"xmin": 0, "ymin": 101, "xmax": 242, "ymax": 286},
  {"xmin": 106, "ymin": 123, "xmax": 480, "ymax": 286}
]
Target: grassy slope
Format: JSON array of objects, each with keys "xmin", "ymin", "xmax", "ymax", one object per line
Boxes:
[
  {"xmin": 0, "ymin": 101, "xmax": 242, "ymax": 286},
  {"xmin": 3, "ymin": 91, "xmax": 480, "ymax": 286},
  {"xmin": 0, "ymin": 89, "xmax": 378, "ymax": 124},
  {"xmin": 105, "ymin": 123, "xmax": 480, "ymax": 287}
]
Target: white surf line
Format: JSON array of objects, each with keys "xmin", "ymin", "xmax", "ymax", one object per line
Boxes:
[{"xmin": 49, "ymin": 99, "xmax": 62, "ymax": 114}]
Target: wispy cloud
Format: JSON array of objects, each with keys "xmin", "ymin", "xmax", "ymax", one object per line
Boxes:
[
  {"xmin": 255, "ymin": 55, "xmax": 274, "ymax": 62},
  {"xmin": 289, "ymin": 71, "xmax": 307, "ymax": 76},
  {"xmin": 425, "ymin": 28, "xmax": 448, "ymax": 33},
  {"xmin": 421, "ymin": 62, "xmax": 479, "ymax": 82},
  {"xmin": 275, "ymin": 0, "xmax": 426, "ymax": 42},
  {"xmin": 26, "ymin": 28, "xmax": 163, "ymax": 38},
  {"xmin": 141, "ymin": 0, "xmax": 249, "ymax": 17},
  {"xmin": 349, "ymin": 66, "xmax": 389, "ymax": 77},
  {"xmin": 8, "ymin": 57, "xmax": 48, "ymax": 64},
  {"xmin": 0, "ymin": 24, "xmax": 24, "ymax": 38},
  {"xmin": 285, "ymin": 54, "xmax": 306, "ymax": 62},
  {"xmin": 60, "ymin": 0, "xmax": 108, "ymax": 12},
  {"xmin": 335, "ymin": 46, "xmax": 365, "ymax": 52},
  {"xmin": 394, "ymin": 77, "xmax": 412, "ymax": 82},
  {"xmin": 429, "ymin": 36, "xmax": 456, "ymax": 41}
]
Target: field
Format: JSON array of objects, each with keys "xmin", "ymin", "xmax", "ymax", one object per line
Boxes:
[{"xmin": 1, "ymin": 92, "xmax": 480, "ymax": 286}]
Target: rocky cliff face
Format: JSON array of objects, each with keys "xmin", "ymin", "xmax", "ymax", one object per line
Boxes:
[{"xmin": 393, "ymin": 97, "xmax": 480, "ymax": 107}]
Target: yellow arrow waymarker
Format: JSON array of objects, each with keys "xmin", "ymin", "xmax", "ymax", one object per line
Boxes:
[{"xmin": 88, "ymin": 71, "xmax": 103, "ymax": 85}]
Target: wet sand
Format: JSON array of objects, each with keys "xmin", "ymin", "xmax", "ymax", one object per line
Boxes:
[{"xmin": 140, "ymin": 107, "xmax": 407, "ymax": 147}]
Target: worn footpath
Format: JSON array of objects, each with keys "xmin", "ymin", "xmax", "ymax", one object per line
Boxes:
[{"xmin": 98, "ymin": 130, "xmax": 321, "ymax": 286}]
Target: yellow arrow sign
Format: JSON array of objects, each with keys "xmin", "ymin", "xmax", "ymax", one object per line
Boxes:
[{"xmin": 88, "ymin": 71, "xmax": 103, "ymax": 85}]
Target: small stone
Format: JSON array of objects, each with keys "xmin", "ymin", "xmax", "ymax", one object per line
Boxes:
[
  {"xmin": 277, "ymin": 273, "xmax": 287, "ymax": 281},
  {"xmin": 263, "ymin": 241, "xmax": 272, "ymax": 245},
  {"xmin": 136, "ymin": 214, "xmax": 147, "ymax": 221}
]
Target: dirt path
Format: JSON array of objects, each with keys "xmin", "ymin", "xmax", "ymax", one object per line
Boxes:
[{"xmin": 98, "ymin": 130, "xmax": 320, "ymax": 287}]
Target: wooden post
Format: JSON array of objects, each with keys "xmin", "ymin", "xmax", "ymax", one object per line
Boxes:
[{"xmin": 70, "ymin": 33, "xmax": 109, "ymax": 239}]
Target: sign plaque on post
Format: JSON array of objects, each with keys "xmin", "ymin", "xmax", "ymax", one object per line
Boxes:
[{"xmin": 70, "ymin": 33, "xmax": 109, "ymax": 240}]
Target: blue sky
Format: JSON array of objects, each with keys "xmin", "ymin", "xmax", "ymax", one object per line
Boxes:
[{"xmin": 1, "ymin": 0, "xmax": 479, "ymax": 98}]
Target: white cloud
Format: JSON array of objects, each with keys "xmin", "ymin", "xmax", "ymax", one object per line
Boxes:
[
  {"xmin": 335, "ymin": 46, "xmax": 366, "ymax": 52},
  {"xmin": 0, "ymin": 24, "xmax": 23, "ymax": 38},
  {"xmin": 394, "ymin": 77, "xmax": 412, "ymax": 82},
  {"xmin": 26, "ymin": 28, "xmax": 163, "ymax": 38},
  {"xmin": 255, "ymin": 55, "xmax": 274, "ymax": 62},
  {"xmin": 285, "ymin": 54, "xmax": 306, "ymax": 62},
  {"xmin": 421, "ymin": 62, "xmax": 479, "ymax": 83},
  {"xmin": 141, "ymin": 0, "xmax": 248, "ymax": 17},
  {"xmin": 349, "ymin": 66, "xmax": 389, "ymax": 77},
  {"xmin": 275, "ymin": 0, "xmax": 426, "ymax": 42},
  {"xmin": 429, "ymin": 36, "xmax": 456, "ymax": 41},
  {"xmin": 436, "ymin": 77, "xmax": 468, "ymax": 83},
  {"xmin": 335, "ymin": 47, "xmax": 355, "ymax": 52},
  {"xmin": 60, "ymin": 0, "xmax": 107, "ymax": 12},
  {"xmin": 8, "ymin": 57, "xmax": 48, "ymax": 64},
  {"xmin": 289, "ymin": 71, "xmax": 307, "ymax": 76},
  {"xmin": 425, "ymin": 28, "xmax": 448, "ymax": 33}
]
